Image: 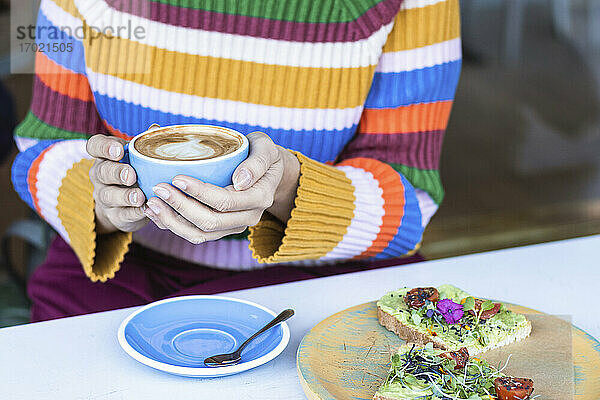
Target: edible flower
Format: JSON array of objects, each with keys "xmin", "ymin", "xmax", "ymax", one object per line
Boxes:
[{"xmin": 436, "ymin": 299, "xmax": 464, "ymax": 324}]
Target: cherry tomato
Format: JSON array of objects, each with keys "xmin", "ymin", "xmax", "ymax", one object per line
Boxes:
[
  {"xmin": 494, "ymin": 377, "xmax": 534, "ymax": 400},
  {"xmin": 440, "ymin": 347, "xmax": 469, "ymax": 370},
  {"xmin": 404, "ymin": 287, "xmax": 439, "ymax": 309},
  {"xmin": 468, "ymin": 298, "xmax": 501, "ymax": 320}
]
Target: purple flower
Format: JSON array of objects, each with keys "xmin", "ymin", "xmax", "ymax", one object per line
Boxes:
[
  {"xmin": 426, "ymin": 309, "xmax": 435, "ymax": 318},
  {"xmin": 436, "ymin": 299, "xmax": 464, "ymax": 324}
]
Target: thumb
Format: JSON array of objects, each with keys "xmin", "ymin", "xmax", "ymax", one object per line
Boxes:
[{"xmin": 232, "ymin": 132, "xmax": 277, "ymax": 191}]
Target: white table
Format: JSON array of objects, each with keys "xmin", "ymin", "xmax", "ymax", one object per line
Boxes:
[{"xmin": 1, "ymin": 236, "xmax": 599, "ymax": 399}]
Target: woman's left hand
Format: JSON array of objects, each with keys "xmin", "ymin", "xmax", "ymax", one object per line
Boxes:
[{"xmin": 143, "ymin": 132, "xmax": 300, "ymax": 244}]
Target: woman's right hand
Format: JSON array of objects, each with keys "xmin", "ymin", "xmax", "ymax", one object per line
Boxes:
[{"xmin": 86, "ymin": 135, "xmax": 148, "ymax": 234}]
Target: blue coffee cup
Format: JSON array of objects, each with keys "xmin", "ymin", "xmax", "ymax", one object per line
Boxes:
[{"xmin": 122, "ymin": 124, "xmax": 249, "ymax": 200}]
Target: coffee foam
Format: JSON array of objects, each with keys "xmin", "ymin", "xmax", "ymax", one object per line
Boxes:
[{"xmin": 134, "ymin": 127, "xmax": 242, "ymax": 161}]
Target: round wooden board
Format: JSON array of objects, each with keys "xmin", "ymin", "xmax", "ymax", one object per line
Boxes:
[{"xmin": 297, "ymin": 302, "xmax": 600, "ymax": 400}]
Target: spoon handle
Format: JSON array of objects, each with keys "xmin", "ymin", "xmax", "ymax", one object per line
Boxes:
[{"xmin": 236, "ymin": 309, "xmax": 295, "ymax": 355}]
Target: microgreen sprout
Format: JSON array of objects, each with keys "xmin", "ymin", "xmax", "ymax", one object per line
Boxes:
[{"xmin": 462, "ymin": 297, "xmax": 475, "ymax": 312}]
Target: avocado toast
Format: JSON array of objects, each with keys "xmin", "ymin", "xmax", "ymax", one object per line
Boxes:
[
  {"xmin": 374, "ymin": 343, "xmax": 536, "ymax": 400},
  {"xmin": 377, "ymin": 285, "xmax": 531, "ymax": 355}
]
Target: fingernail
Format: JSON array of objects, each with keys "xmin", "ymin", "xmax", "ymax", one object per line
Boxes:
[
  {"xmin": 153, "ymin": 186, "xmax": 170, "ymax": 200},
  {"xmin": 233, "ymin": 168, "xmax": 252, "ymax": 190},
  {"xmin": 172, "ymin": 179, "xmax": 186, "ymax": 190},
  {"xmin": 143, "ymin": 208, "xmax": 155, "ymax": 218},
  {"xmin": 128, "ymin": 191, "xmax": 138, "ymax": 205},
  {"xmin": 147, "ymin": 199, "xmax": 161, "ymax": 214},
  {"xmin": 120, "ymin": 168, "xmax": 129, "ymax": 183},
  {"xmin": 109, "ymin": 145, "xmax": 122, "ymax": 159}
]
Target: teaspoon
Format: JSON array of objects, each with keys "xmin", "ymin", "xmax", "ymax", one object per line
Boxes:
[{"xmin": 203, "ymin": 308, "xmax": 294, "ymax": 367}]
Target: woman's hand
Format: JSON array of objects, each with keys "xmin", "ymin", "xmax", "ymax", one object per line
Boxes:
[
  {"xmin": 144, "ymin": 132, "xmax": 300, "ymax": 244},
  {"xmin": 87, "ymin": 135, "xmax": 148, "ymax": 234}
]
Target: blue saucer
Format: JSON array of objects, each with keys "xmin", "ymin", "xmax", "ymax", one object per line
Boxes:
[{"xmin": 117, "ymin": 296, "xmax": 290, "ymax": 377}]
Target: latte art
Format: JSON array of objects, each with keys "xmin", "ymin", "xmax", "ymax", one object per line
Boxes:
[
  {"xmin": 134, "ymin": 130, "xmax": 242, "ymax": 161},
  {"xmin": 154, "ymin": 135, "xmax": 221, "ymax": 160}
]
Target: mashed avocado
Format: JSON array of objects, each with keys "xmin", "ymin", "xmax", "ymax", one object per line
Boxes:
[
  {"xmin": 377, "ymin": 285, "xmax": 530, "ymax": 353},
  {"xmin": 376, "ymin": 383, "xmax": 435, "ymax": 398}
]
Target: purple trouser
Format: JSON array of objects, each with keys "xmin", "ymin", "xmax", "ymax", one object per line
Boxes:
[{"xmin": 28, "ymin": 237, "xmax": 424, "ymax": 322}]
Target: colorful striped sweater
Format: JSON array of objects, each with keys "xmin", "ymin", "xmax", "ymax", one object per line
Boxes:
[{"xmin": 12, "ymin": 0, "xmax": 461, "ymax": 281}]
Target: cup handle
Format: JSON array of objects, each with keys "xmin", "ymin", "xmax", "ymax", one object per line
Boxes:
[{"xmin": 119, "ymin": 143, "xmax": 130, "ymax": 165}]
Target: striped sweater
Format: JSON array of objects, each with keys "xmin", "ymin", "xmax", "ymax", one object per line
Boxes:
[{"xmin": 12, "ymin": 0, "xmax": 461, "ymax": 281}]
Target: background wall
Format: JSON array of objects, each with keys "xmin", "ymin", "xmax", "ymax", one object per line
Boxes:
[
  {"xmin": 423, "ymin": 0, "xmax": 600, "ymax": 258},
  {"xmin": 0, "ymin": 0, "xmax": 599, "ymax": 326}
]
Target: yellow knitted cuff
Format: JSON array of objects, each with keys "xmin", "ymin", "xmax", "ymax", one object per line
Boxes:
[
  {"xmin": 56, "ymin": 159, "xmax": 132, "ymax": 282},
  {"xmin": 248, "ymin": 151, "xmax": 356, "ymax": 263}
]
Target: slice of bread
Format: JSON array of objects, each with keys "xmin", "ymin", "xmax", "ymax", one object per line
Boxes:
[
  {"xmin": 377, "ymin": 285, "xmax": 532, "ymax": 356},
  {"xmin": 372, "ymin": 343, "xmax": 533, "ymax": 400},
  {"xmin": 378, "ymin": 306, "xmax": 532, "ymax": 355},
  {"xmin": 374, "ymin": 344, "xmax": 439, "ymax": 400},
  {"xmin": 377, "ymin": 306, "xmax": 450, "ymax": 350}
]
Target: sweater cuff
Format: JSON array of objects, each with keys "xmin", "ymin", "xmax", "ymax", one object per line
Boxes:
[
  {"xmin": 57, "ymin": 159, "xmax": 132, "ymax": 282},
  {"xmin": 248, "ymin": 151, "xmax": 357, "ymax": 263}
]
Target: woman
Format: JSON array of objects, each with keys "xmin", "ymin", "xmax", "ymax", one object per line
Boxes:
[{"xmin": 12, "ymin": 0, "xmax": 461, "ymax": 321}]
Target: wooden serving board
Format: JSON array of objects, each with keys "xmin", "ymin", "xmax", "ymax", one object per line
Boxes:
[{"xmin": 297, "ymin": 301, "xmax": 600, "ymax": 400}]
